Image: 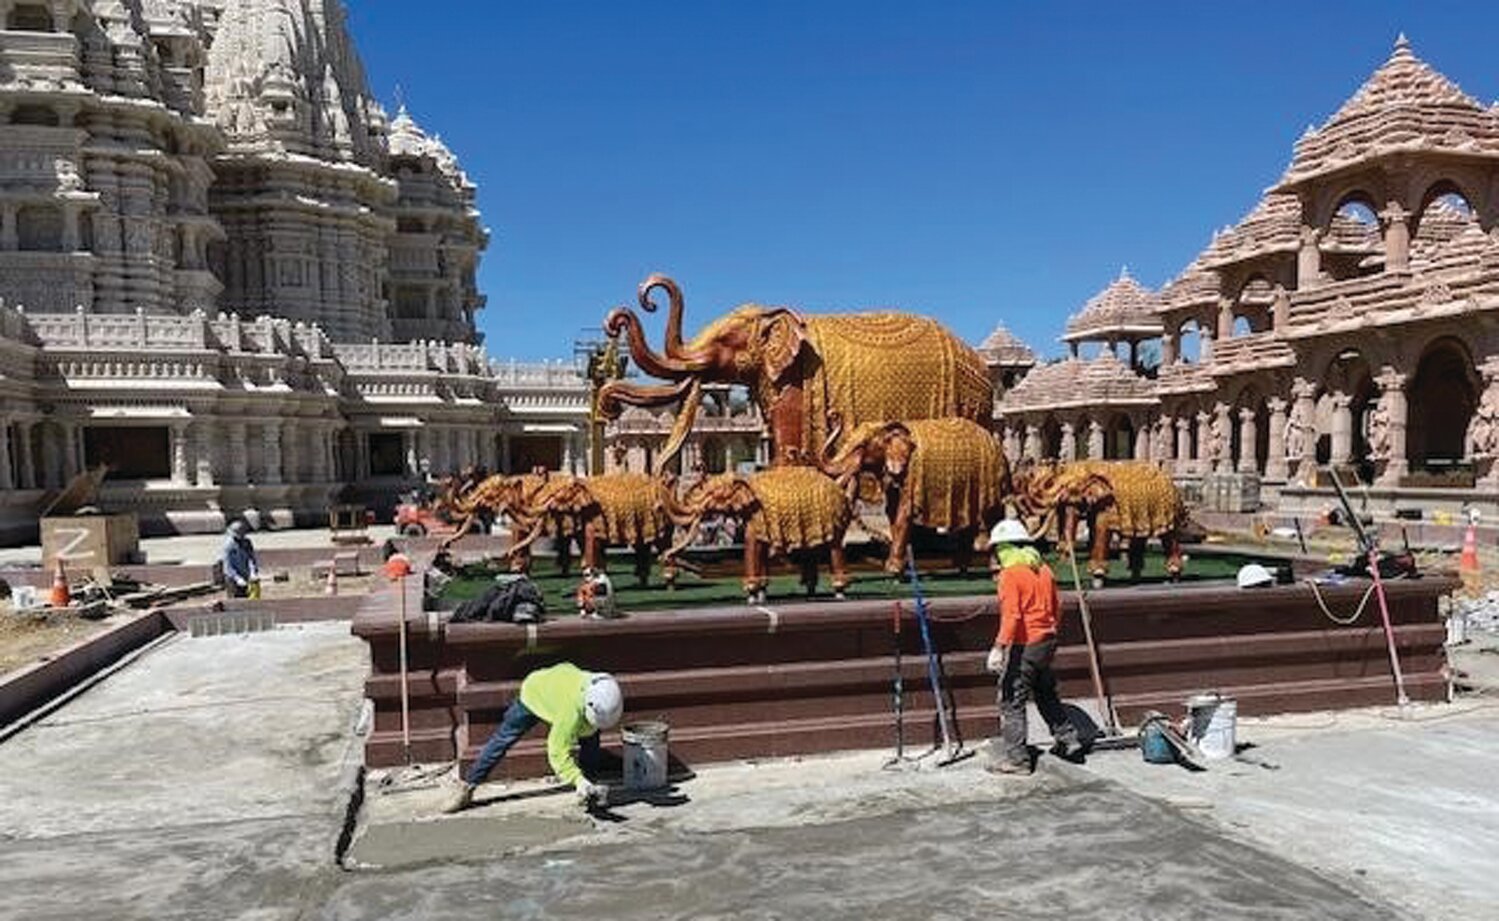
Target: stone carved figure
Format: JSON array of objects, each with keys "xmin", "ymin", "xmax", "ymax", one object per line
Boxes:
[
  {"xmin": 1284, "ymin": 400, "xmax": 1310, "ymax": 460},
  {"xmin": 1366, "ymin": 400, "xmax": 1392, "ymax": 461},
  {"xmin": 1466, "ymin": 384, "xmax": 1499, "ymax": 458},
  {"xmin": 1207, "ymin": 409, "xmax": 1227, "ymax": 462},
  {"xmin": 601, "ymin": 274, "xmax": 992, "ymax": 471},
  {"xmin": 819, "ymin": 417, "xmax": 1010, "ymax": 576},
  {"xmin": 54, "ymin": 158, "xmax": 83, "ymax": 193}
]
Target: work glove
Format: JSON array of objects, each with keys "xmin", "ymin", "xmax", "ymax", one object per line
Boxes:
[
  {"xmin": 986, "ymin": 645, "xmax": 1009, "ymax": 674},
  {"xmin": 574, "ymin": 779, "xmax": 608, "ymax": 808}
]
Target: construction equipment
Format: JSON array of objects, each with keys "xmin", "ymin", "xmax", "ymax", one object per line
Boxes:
[
  {"xmin": 904, "ymin": 548, "xmax": 970, "ymax": 767},
  {"xmin": 1063, "ymin": 543, "xmax": 1123, "ymax": 738},
  {"xmin": 882, "ymin": 602, "xmax": 916, "ymax": 769},
  {"xmin": 1327, "ymin": 467, "xmax": 1411, "ymax": 708}
]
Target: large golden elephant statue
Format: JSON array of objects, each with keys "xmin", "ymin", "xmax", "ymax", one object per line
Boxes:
[
  {"xmin": 599, "ymin": 274, "xmax": 993, "ymax": 471},
  {"xmin": 663, "ymin": 466, "xmax": 852, "ymax": 604},
  {"xmin": 442, "ymin": 470, "xmax": 579, "ymax": 573},
  {"xmin": 821, "ymin": 417, "xmax": 1011, "ymax": 575},
  {"xmin": 1013, "ymin": 460, "xmax": 1186, "ymax": 587},
  {"xmin": 504, "ymin": 472, "xmax": 677, "ymax": 586}
]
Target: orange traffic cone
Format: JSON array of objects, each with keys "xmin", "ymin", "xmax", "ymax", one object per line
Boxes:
[
  {"xmin": 325, "ymin": 564, "xmax": 338, "ymax": 596},
  {"xmin": 49, "ymin": 559, "xmax": 70, "ymax": 608},
  {"xmin": 1460, "ymin": 522, "xmax": 1482, "ymax": 595}
]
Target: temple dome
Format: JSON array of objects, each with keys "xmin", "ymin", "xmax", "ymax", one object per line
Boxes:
[
  {"xmin": 976, "ymin": 324, "xmax": 1036, "ymax": 367},
  {"xmin": 1278, "ymin": 35, "xmax": 1499, "ymax": 186},
  {"xmin": 1001, "ymin": 353, "xmax": 1156, "ymax": 412},
  {"xmin": 1063, "ymin": 270, "xmax": 1164, "ymax": 343}
]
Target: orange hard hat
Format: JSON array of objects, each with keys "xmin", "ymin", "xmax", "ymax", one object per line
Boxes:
[{"xmin": 383, "ymin": 553, "xmax": 413, "ymax": 581}]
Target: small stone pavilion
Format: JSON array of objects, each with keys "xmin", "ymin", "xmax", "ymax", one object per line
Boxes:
[{"xmin": 997, "ymin": 36, "xmax": 1499, "ymax": 517}]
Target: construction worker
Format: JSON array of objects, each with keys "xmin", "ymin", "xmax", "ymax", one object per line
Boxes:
[
  {"xmin": 986, "ymin": 519, "xmax": 1083, "ymax": 774},
  {"xmin": 221, "ymin": 519, "xmax": 260, "ymax": 599},
  {"xmin": 444, "ymin": 662, "xmax": 623, "ymax": 813}
]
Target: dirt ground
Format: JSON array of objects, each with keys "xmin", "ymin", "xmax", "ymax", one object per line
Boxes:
[{"xmin": 0, "ymin": 602, "xmax": 129, "ymax": 676}]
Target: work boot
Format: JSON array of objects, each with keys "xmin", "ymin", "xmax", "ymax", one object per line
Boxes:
[
  {"xmin": 986, "ymin": 758, "xmax": 1032, "ymax": 776},
  {"xmin": 1051, "ymin": 737, "xmax": 1086, "ymax": 764},
  {"xmin": 441, "ymin": 782, "xmax": 476, "ymax": 814}
]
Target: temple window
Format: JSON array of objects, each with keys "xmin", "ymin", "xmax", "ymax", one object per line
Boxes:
[
  {"xmin": 7, "ymin": 4, "xmax": 56, "ymax": 31},
  {"xmin": 16, "ymin": 205, "xmax": 62, "ymax": 251},
  {"xmin": 1407, "ymin": 337, "xmax": 1477, "ymax": 475},
  {"xmin": 1324, "ymin": 199, "xmax": 1382, "ymax": 281},
  {"xmin": 84, "ymin": 427, "xmax": 170, "ymax": 480},
  {"xmin": 1412, "ymin": 187, "xmax": 1477, "ymax": 251},
  {"xmin": 1177, "ymin": 320, "xmax": 1202, "ymax": 363},
  {"xmin": 11, "ymin": 104, "xmax": 59, "ymax": 126}
]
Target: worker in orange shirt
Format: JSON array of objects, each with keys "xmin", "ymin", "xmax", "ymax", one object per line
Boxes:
[{"xmin": 986, "ymin": 519, "xmax": 1083, "ymax": 774}]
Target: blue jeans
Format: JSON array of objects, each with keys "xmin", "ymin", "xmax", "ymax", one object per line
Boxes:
[{"xmin": 466, "ymin": 699, "xmax": 602, "ymax": 785}]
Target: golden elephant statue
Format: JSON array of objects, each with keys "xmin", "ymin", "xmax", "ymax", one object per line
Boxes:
[
  {"xmin": 441, "ymin": 469, "xmax": 580, "ymax": 573},
  {"xmin": 821, "ymin": 416, "xmax": 1011, "ymax": 575},
  {"xmin": 663, "ymin": 466, "xmax": 852, "ymax": 604},
  {"xmin": 598, "ymin": 274, "xmax": 993, "ymax": 471},
  {"xmin": 1013, "ymin": 460, "xmax": 1186, "ymax": 587},
  {"xmin": 504, "ymin": 472, "xmax": 678, "ymax": 587}
]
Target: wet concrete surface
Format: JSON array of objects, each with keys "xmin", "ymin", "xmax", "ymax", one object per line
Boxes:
[
  {"xmin": 0, "ymin": 622, "xmax": 368, "ymax": 921},
  {"xmin": 325, "ymin": 782, "xmax": 1399, "ymax": 921}
]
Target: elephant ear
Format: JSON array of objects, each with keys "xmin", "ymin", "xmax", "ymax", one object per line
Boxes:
[{"xmin": 759, "ymin": 309, "xmax": 809, "ymax": 384}]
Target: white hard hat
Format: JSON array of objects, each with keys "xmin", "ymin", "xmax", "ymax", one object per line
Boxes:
[
  {"xmin": 1236, "ymin": 563, "xmax": 1275, "ymax": 589},
  {"xmin": 583, "ymin": 672, "xmax": 623, "ymax": 730},
  {"xmin": 989, "ymin": 519, "xmax": 1033, "ymax": 545}
]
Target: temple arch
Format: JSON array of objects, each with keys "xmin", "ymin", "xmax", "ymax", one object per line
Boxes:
[
  {"xmin": 1407, "ymin": 337, "xmax": 1478, "ymax": 474},
  {"xmin": 1041, "ymin": 416, "xmax": 1062, "ymax": 461},
  {"xmin": 1105, "ymin": 414, "xmax": 1134, "ymax": 460}
]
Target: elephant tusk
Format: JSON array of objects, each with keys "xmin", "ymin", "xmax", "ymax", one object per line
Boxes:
[{"xmin": 655, "ymin": 378, "xmax": 704, "ymax": 476}]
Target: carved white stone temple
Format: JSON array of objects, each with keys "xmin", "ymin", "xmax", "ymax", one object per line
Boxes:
[
  {"xmin": 997, "ymin": 36, "xmax": 1499, "ymax": 518},
  {"xmin": 0, "ymin": 0, "xmax": 586, "ymax": 540}
]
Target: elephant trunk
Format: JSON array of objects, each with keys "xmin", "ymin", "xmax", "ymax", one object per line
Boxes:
[
  {"xmin": 639, "ymin": 274, "xmax": 689, "ymax": 360},
  {"xmin": 604, "ymin": 305, "xmax": 702, "ymax": 380},
  {"xmin": 655, "ymin": 379, "xmax": 704, "ymax": 476},
  {"xmin": 655, "ymin": 477, "xmax": 699, "ymax": 528},
  {"xmin": 598, "ymin": 376, "xmax": 697, "ymax": 418}
]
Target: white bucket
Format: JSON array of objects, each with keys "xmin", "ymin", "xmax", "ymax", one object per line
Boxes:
[
  {"xmin": 1184, "ymin": 693, "xmax": 1237, "ymax": 760},
  {"xmin": 621, "ymin": 720, "xmax": 670, "ymax": 790}
]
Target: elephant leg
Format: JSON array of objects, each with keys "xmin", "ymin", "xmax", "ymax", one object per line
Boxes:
[
  {"xmin": 1088, "ymin": 516, "xmax": 1110, "ymax": 589},
  {"xmin": 742, "ymin": 536, "xmax": 759, "ymax": 602},
  {"xmin": 954, "ymin": 528, "xmax": 976, "ymax": 576},
  {"xmin": 634, "ymin": 542, "xmax": 651, "ymax": 587},
  {"xmin": 583, "ymin": 522, "xmax": 603, "ymax": 573},
  {"xmin": 885, "ymin": 493, "xmax": 912, "ymax": 576},
  {"xmin": 830, "ymin": 539, "xmax": 849, "ymax": 600},
  {"xmin": 799, "ymin": 552, "xmax": 818, "ymax": 597},
  {"xmin": 555, "ymin": 519, "xmax": 573, "ymax": 577},
  {"xmin": 1127, "ymin": 536, "xmax": 1146, "ymax": 582},
  {"xmin": 1163, "ymin": 531, "xmax": 1184, "ymax": 580},
  {"xmin": 767, "ymin": 385, "xmax": 805, "ymax": 464},
  {"xmin": 757, "ymin": 541, "xmax": 771, "ymax": 603}
]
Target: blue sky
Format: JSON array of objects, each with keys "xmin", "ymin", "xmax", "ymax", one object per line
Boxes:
[{"xmin": 348, "ymin": 2, "xmax": 1499, "ymax": 361}]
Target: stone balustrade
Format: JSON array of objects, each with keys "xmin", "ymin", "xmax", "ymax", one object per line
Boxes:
[{"xmin": 488, "ymin": 359, "xmax": 586, "ymax": 390}]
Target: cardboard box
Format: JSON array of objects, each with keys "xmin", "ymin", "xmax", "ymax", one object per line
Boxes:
[{"xmin": 41, "ymin": 513, "xmax": 140, "ymax": 580}]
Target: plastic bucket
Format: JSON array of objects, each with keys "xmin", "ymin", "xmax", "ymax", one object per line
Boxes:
[
  {"xmin": 621, "ymin": 720, "xmax": 670, "ymax": 790},
  {"xmin": 1139, "ymin": 717, "xmax": 1176, "ymax": 764},
  {"xmin": 1184, "ymin": 693, "xmax": 1237, "ymax": 760}
]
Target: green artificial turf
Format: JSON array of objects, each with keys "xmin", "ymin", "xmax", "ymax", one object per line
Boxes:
[{"xmin": 437, "ymin": 547, "xmax": 1269, "ymax": 615}]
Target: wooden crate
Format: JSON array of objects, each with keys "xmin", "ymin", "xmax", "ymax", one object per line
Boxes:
[{"xmin": 41, "ymin": 513, "xmax": 140, "ymax": 579}]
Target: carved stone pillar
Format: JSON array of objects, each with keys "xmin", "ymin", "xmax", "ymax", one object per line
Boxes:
[
  {"xmin": 1330, "ymin": 394, "xmax": 1353, "ymax": 466},
  {"xmin": 1470, "ymin": 360, "xmax": 1499, "ymax": 487},
  {"xmin": 309, "ymin": 424, "xmax": 328, "ymax": 483},
  {"xmin": 429, "ymin": 426, "xmax": 447, "ymax": 475},
  {"xmin": 1193, "ymin": 411, "xmax": 1211, "ymax": 475},
  {"xmin": 1162, "ymin": 331, "xmax": 1178, "ymax": 366},
  {"xmin": 1298, "ymin": 225, "xmax": 1323, "ymax": 289},
  {"xmin": 1211, "ymin": 403, "xmax": 1231, "ymax": 473},
  {"xmin": 1265, "ymin": 398, "xmax": 1289, "ymax": 481},
  {"xmin": 1374, "ymin": 369, "xmax": 1408, "ymax": 486},
  {"xmin": 1291, "ymin": 378, "xmax": 1318, "ymax": 484},
  {"xmin": 1176, "ymin": 417, "xmax": 1191, "ymax": 475},
  {"xmin": 1272, "ymin": 285, "xmax": 1290, "ymax": 332},
  {"xmin": 0, "ymin": 419, "xmax": 12, "ymax": 491},
  {"xmin": 170, "ymin": 421, "xmax": 190, "ymax": 485},
  {"xmin": 1217, "ymin": 297, "xmax": 1235, "ymax": 341},
  {"xmin": 262, "ymin": 423, "xmax": 283, "ymax": 485},
  {"xmin": 1133, "ymin": 418, "xmax": 1150, "ymax": 462},
  {"xmin": 193, "ymin": 420, "xmax": 216, "ymax": 487},
  {"xmin": 227, "ymin": 422, "xmax": 248, "ymax": 485},
  {"xmin": 283, "ymin": 421, "xmax": 302, "ymax": 484},
  {"xmin": 16, "ymin": 422, "xmax": 34, "ymax": 489},
  {"xmin": 1059, "ymin": 422, "xmax": 1077, "ymax": 461},
  {"xmin": 562, "ymin": 434, "xmax": 575, "ymax": 473},
  {"xmin": 1381, "ymin": 202, "xmax": 1411, "ymax": 274},
  {"xmin": 1087, "ymin": 420, "xmax": 1105, "ymax": 461},
  {"xmin": 1199, "ymin": 327, "xmax": 1215, "ymax": 364},
  {"xmin": 500, "ymin": 433, "xmax": 512, "ymax": 473},
  {"xmin": 0, "ymin": 204, "xmax": 16, "ymax": 251},
  {"xmin": 405, "ymin": 431, "xmax": 419, "ymax": 478},
  {"xmin": 1237, "ymin": 407, "xmax": 1258, "ymax": 474},
  {"xmin": 1023, "ymin": 424, "xmax": 1041, "ymax": 462},
  {"xmin": 61, "ymin": 422, "xmax": 80, "ymax": 481}
]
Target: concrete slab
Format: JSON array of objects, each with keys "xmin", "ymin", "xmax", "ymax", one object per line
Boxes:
[
  {"xmin": 0, "ymin": 621, "xmax": 368, "ymax": 920},
  {"xmin": 333, "ymin": 758, "xmax": 1399, "ymax": 920},
  {"xmin": 1080, "ymin": 704, "xmax": 1499, "ymax": 921},
  {"xmin": 0, "ymin": 525, "xmax": 399, "ymax": 567}
]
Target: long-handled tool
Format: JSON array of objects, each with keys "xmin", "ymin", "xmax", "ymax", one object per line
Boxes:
[
  {"xmin": 905, "ymin": 548, "xmax": 970, "ymax": 766},
  {"xmin": 1328, "ymin": 467, "xmax": 1410, "ymax": 708},
  {"xmin": 1064, "ymin": 543, "xmax": 1122, "ymax": 737},
  {"xmin": 397, "ymin": 571, "xmax": 413, "ymax": 764},
  {"xmin": 882, "ymin": 601, "xmax": 916, "ymax": 769}
]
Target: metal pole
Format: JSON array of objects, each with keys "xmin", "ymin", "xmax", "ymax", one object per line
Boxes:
[
  {"xmin": 1066, "ymin": 543, "xmax": 1119, "ymax": 735},
  {"xmin": 397, "ymin": 573, "xmax": 412, "ymax": 763}
]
